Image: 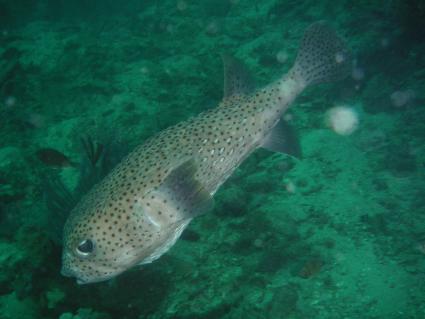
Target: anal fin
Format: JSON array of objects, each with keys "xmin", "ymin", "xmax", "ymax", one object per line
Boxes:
[{"xmin": 262, "ymin": 120, "xmax": 302, "ymax": 158}]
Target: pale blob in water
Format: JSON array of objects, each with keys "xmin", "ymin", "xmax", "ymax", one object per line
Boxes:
[{"xmin": 326, "ymin": 106, "xmax": 359, "ymax": 136}]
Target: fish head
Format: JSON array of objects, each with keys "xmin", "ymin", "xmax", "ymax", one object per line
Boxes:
[
  {"xmin": 60, "ymin": 194, "xmax": 155, "ymax": 284},
  {"xmin": 61, "ymin": 158, "xmax": 213, "ymax": 284}
]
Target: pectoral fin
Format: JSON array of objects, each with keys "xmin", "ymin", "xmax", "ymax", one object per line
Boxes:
[{"xmin": 157, "ymin": 159, "xmax": 214, "ymax": 219}]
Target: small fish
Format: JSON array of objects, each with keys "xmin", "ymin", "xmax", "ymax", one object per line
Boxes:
[
  {"xmin": 61, "ymin": 22, "xmax": 351, "ymax": 284},
  {"xmin": 36, "ymin": 148, "xmax": 76, "ymax": 168},
  {"xmin": 297, "ymin": 259, "xmax": 323, "ymax": 279}
]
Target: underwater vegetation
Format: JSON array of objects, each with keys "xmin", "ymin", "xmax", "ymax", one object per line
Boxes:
[{"xmin": 0, "ymin": 0, "xmax": 425, "ymax": 318}]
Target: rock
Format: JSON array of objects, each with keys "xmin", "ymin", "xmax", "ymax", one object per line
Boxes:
[
  {"xmin": 46, "ymin": 287, "xmax": 66, "ymax": 309},
  {"xmin": 268, "ymin": 284, "xmax": 299, "ymax": 318},
  {"xmin": 0, "ymin": 146, "xmax": 22, "ymax": 169},
  {"xmin": 0, "ymin": 292, "xmax": 40, "ymax": 319}
]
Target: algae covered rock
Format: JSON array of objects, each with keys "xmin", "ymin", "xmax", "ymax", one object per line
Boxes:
[
  {"xmin": 46, "ymin": 287, "xmax": 66, "ymax": 309},
  {"xmin": 0, "ymin": 241, "xmax": 26, "ymax": 286},
  {"xmin": 59, "ymin": 308, "xmax": 111, "ymax": 319},
  {"xmin": 0, "ymin": 147, "xmax": 22, "ymax": 169},
  {"xmin": 0, "ymin": 146, "xmax": 26, "ymax": 204},
  {"xmin": 267, "ymin": 284, "xmax": 299, "ymax": 318},
  {"xmin": 0, "ymin": 292, "xmax": 40, "ymax": 319}
]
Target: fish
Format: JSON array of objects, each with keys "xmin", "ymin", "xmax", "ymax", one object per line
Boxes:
[
  {"xmin": 297, "ymin": 258, "xmax": 324, "ymax": 279},
  {"xmin": 61, "ymin": 22, "xmax": 351, "ymax": 284},
  {"xmin": 36, "ymin": 148, "xmax": 76, "ymax": 168}
]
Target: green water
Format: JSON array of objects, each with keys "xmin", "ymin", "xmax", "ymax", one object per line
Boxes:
[{"xmin": 1, "ymin": 1, "xmax": 424, "ymax": 318}]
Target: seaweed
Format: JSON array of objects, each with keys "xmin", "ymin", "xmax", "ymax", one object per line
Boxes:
[{"xmin": 43, "ymin": 136, "xmax": 128, "ymax": 243}]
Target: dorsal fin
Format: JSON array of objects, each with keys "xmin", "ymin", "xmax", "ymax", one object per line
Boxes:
[{"xmin": 222, "ymin": 54, "xmax": 255, "ymax": 99}]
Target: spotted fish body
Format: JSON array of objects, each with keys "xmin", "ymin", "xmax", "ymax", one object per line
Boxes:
[{"xmin": 61, "ymin": 22, "xmax": 351, "ymax": 284}]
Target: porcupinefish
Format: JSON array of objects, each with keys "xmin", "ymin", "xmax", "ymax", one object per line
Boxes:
[{"xmin": 61, "ymin": 22, "xmax": 351, "ymax": 284}]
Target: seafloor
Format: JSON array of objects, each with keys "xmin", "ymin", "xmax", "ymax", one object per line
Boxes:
[{"xmin": 1, "ymin": 1, "xmax": 425, "ymax": 318}]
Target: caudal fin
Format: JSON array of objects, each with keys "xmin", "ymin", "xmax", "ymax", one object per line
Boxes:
[{"xmin": 291, "ymin": 22, "xmax": 351, "ymax": 86}]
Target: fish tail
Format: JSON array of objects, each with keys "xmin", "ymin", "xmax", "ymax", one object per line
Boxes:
[{"xmin": 290, "ymin": 22, "xmax": 351, "ymax": 86}]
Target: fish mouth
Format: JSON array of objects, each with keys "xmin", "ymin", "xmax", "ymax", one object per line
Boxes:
[
  {"xmin": 76, "ymin": 272, "xmax": 118, "ymax": 285},
  {"xmin": 76, "ymin": 278, "xmax": 89, "ymax": 285},
  {"xmin": 60, "ymin": 265, "xmax": 90, "ymax": 284},
  {"xmin": 60, "ymin": 246, "xmax": 141, "ymax": 284},
  {"xmin": 60, "ymin": 266, "xmax": 74, "ymax": 278},
  {"xmin": 61, "ymin": 264, "xmax": 121, "ymax": 285},
  {"xmin": 61, "ymin": 268, "xmax": 102, "ymax": 285}
]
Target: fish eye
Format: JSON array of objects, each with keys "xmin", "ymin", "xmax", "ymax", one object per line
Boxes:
[{"xmin": 76, "ymin": 239, "xmax": 95, "ymax": 257}]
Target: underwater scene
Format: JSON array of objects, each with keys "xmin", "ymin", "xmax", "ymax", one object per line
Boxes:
[{"xmin": 1, "ymin": 0, "xmax": 425, "ymax": 318}]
